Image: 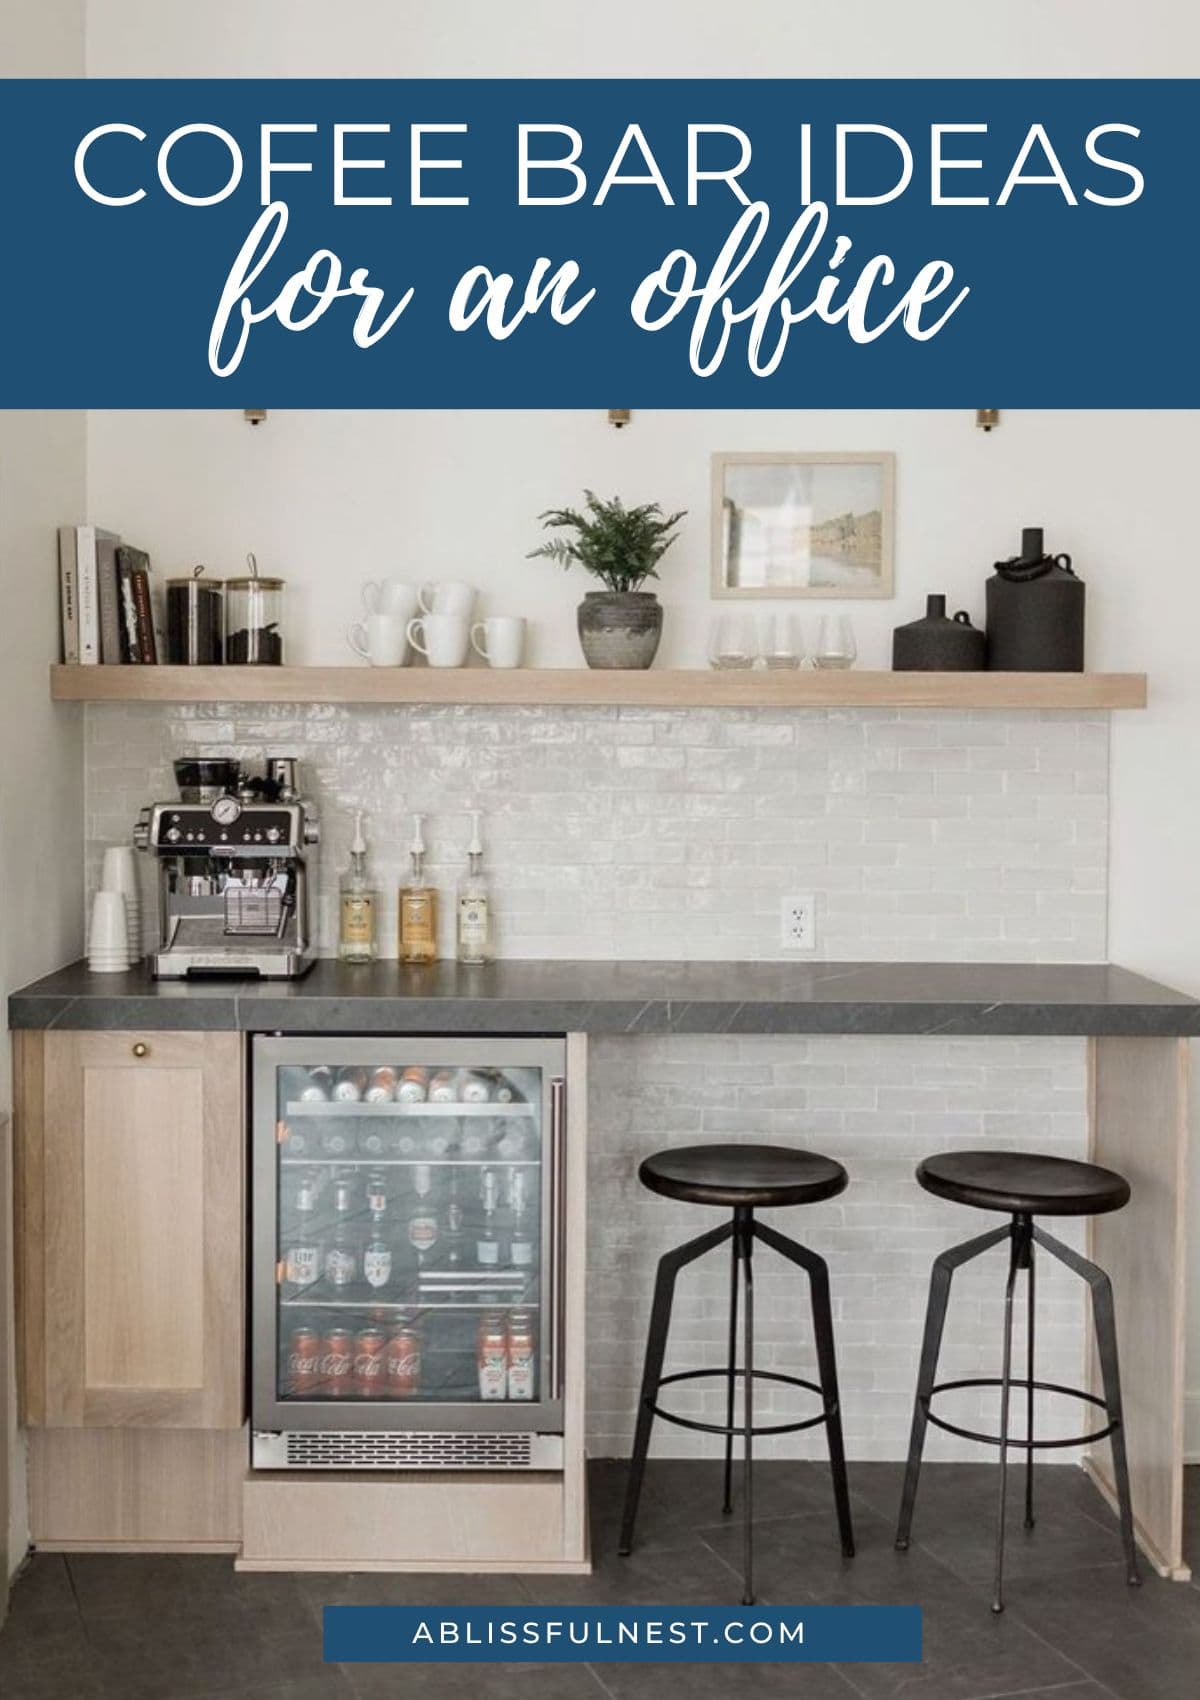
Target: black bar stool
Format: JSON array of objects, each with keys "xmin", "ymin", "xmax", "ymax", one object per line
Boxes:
[
  {"xmin": 895, "ymin": 1150, "xmax": 1141, "ymax": 1613},
  {"xmin": 618, "ymin": 1144, "xmax": 855, "ymax": 1605}
]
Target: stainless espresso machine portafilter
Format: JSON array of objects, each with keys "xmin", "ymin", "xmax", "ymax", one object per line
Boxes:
[{"xmin": 134, "ymin": 758, "xmax": 320, "ymax": 979}]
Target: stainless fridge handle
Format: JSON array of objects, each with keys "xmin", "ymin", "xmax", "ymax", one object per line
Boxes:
[{"xmin": 549, "ymin": 1076, "xmax": 567, "ymax": 1400}]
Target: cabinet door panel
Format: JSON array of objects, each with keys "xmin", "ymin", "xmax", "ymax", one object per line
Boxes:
[{"xmin": 33, "ymin": 1031, "xmax": 243, "ymax": 1429}]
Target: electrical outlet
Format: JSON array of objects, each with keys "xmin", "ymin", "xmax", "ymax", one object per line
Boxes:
[{"xmin": 781, "ymin": 894, "xmax": 817, "ymax": 950}]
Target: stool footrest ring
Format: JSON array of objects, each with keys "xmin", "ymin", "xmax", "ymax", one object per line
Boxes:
[
  {"xmin": 921, "ymin": 1376, "xmax": 1118, "ymax": 1451},
  {"xmin": 648, "ymin": 1367, "xmax": 834, "ymax": 1439}
]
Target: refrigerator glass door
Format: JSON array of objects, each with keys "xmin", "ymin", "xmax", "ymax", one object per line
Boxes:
[{"xmin": 252, "ymin": 1037, "xmax": 566, "ymax": 1436}]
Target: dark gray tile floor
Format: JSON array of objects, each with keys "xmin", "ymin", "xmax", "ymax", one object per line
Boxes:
[{"xmin": 1, "ymin": 1462, "xmax": 1196, "ymax": 1700}]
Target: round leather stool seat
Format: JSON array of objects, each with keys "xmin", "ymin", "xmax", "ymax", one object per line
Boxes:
[
  {"xmin": 917, "ymin": 1150, "xmax": 1130, "ymax": 1218},
  {"xmin": 638, "ymin": 1144, "xmax": 848, "ymax": 1210}
]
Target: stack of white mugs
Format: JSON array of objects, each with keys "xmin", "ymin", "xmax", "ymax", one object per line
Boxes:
[
  {"xmin": 349, "ymin": 578, "xmax": 526, "ymax": 670},
  {"xmin": 87, "ymin": 846, "xmax": 142, "ymax": 973}
]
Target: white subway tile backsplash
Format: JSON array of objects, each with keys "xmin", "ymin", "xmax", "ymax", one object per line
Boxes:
[
  {"xmin": 586, "ymin": 1034, "xmax": 1089, "ymax": 1461},
  {"xmin": 85, "ymin": 702, "xmax": 1109, "ymax": 963}
]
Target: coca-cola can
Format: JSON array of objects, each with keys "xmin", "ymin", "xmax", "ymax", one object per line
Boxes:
[
  {"xmin": 321, "ymin": 1327, "xmax": 355, "ymax": 1397},
  {"xmin": 385, "ymin": 1323, "xmax": 422, "ymax": 1397},
  {"xmin": 287, "ymin": 1325, "xmax": 321, "ymax": 1395},
  {"xmin": 354, "ymin": 1326, "xmax": 388, "ymax": 1397}
]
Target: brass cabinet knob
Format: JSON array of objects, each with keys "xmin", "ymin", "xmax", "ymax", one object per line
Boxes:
[{"xmin": 132, "ymin": 1041, "xmax": 149, "ymax": 1058}]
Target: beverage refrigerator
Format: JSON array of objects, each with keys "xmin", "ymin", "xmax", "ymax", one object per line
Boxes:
[{"xmin": 250, "ymin": 1036, "xmax": 567, "ymax": 1471}]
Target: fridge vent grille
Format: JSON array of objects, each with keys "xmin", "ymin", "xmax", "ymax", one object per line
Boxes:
[{"xmin": 283, "ymin": 1430, "xmax": 535, "ymax": 1470}]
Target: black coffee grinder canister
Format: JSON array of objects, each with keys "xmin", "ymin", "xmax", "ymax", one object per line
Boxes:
[
  {"xmin": 985, "ymin": 528, "xmax": 1085, "ymax": 672},
  {"xmin": 892, "ymin": 595, "xmax": 986, "ymax": 670}
]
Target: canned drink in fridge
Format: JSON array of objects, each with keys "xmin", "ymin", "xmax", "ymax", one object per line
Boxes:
[
  {"xmin": 428, "ymin": 1069, "xmax": 458, "ymax": 1103},
  {"xmin": 320, "ymin": 1327, "xmax": 355, "ymax": 1397},
  {"xmin": 332, "ymin": 1066, "xmax": 369, "ymax": 1102},
  {"xmin": 460, "ymin": 1071, "xmax": 491, "ymax": 1104},
  {"xmin": 287, "ymin": 1325, "xmax": 321, "ymax": 1394},
  {"xmin": 396, "ymin": 1066, "xmax": 429, "ymax": 1103},
  {"xmin": 299, "ymin": 1066, "xmax": 333, "ymax": 1102},
  {"xmin": 365, "ymin": 1066, "xmax": 398, "ymax": 1104},
  {"xmin": 319, "ymin": 1125, "xmax": 354, "ymax": 1157},
  {"xmin": 478, "ymin": 1312, "xmax": 509, "ymax": 1401},
  {"xmin": 385, "ymin": 1321, "xmax": 422, "ymax": 1397},
  {"xmin": 507, "ymin": 1311, "xmax": 536, "ymax": 1401},
  {"xmin": 354, "ymin": 1326, "xmax": 388, "ymax": 1397}
]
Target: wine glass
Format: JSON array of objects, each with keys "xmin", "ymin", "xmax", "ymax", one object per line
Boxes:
[
  {"xmin": 762, "ymin": 613, "xmax": 803, "ymax": 670},
  {"xmin": 707, "ymin": 614, "xmax": 759, "ymax": 670},
  {"xmin": 813, "ymin": 615, "xmax": 857, "ymax": 670}
]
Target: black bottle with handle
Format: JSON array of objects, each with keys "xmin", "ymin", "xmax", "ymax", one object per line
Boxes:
[
  {"xmin": 892, "ymin": 594, "xmax": 986, "ymax": 670},
  {"xmin": 985, "ymin": 527, "xmax": 1085, "ymax": 671}
]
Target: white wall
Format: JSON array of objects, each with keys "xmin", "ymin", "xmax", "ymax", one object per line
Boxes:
[
  {"xmin": 84, "ymin": 0, "xmax": 1200, "ymax": 77},
  {"xmin": 1, "ymin": 0, "xmax": 87, "ymax": 1590}
]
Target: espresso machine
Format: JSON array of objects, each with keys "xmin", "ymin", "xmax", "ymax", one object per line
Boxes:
[{"xmin": 135, "ymin": 757, "xmax": 320, "ymax": 978}]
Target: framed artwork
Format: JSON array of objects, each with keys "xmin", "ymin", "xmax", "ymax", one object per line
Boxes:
[{"xmin": 711, "ymin": 451, "xmax": 895, "ymax": 599}]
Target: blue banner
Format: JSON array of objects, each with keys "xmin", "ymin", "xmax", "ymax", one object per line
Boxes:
[
  {"xmin": 1, "ymin": 78, "xmax": 1192, "ymax": 406},
  {"xmin": 322, "ymin": 1604, "xmax": 922, "ymax": 1663}
]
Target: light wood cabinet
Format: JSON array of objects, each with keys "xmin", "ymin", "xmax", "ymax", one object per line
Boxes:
[{"xmin": 15, "ymin": 1029, "xmax": 244, "ymax": 1429}]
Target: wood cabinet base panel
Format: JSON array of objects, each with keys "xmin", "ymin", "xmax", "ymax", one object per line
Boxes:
[
  {"xmin": 38, "ymin": 1541, "xmax": 240, "ymax": 1555},
  {"xmin": 241, "ymin": 1471, "xmax": 569, "ymax": 1568},
  {"xmin": 29, "ymin": 1427, "xmax": 245, "ymax": 1547},
  {"xmin": 237, "ymin": 1557, "xmax": 592, "ymax": 1574}
]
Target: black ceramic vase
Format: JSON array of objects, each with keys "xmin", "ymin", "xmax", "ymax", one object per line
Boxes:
[
  {"xmin": 892, "ymin": 595, "xmax": 986, "ymax": 671},
  {"xmin": 986, "ymin": 528, "xmax": 1085, "ymax": 672}
]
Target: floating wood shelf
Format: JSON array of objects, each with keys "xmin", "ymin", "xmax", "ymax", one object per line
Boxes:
[{"xmin": 50, "ymin": 665, "xmax": 1147, "ymax": 711}]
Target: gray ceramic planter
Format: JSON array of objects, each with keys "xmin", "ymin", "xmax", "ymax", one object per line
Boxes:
[{"xmin": 576, "ymin": 591, "xmax": 663, "ymax": 669}]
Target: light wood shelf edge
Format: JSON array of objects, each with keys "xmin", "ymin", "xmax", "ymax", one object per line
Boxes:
[{"xmin": 50, "ymin": 665, "xmax": 1148, "ymax": 710}]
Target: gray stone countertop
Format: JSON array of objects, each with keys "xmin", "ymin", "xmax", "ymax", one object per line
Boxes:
[{"xmin": 8, "ymin": 958, "xmax": 1200, "ymax": 1038}]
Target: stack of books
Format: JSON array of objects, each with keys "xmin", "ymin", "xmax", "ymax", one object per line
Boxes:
[{"xmin": 58, "ymin": 526, "xmax": 159, "ymax": 664}]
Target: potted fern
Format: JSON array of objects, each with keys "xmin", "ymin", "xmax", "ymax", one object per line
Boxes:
[{"xmin": 528, "ymin": 491, "xmax": 686, "ymax": 668}]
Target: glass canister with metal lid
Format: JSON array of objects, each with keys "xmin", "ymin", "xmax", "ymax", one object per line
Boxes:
[
  {"xmin": 225, "ymin": 553, "xmax": 284, "ymax": 665},
  {"xmin": 165, "ymin": 566, "xmax": 224, "ymax": 664}
]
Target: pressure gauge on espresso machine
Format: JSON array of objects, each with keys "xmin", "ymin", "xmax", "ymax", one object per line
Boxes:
[{"xmin": 211, "ymin": 795, "xmax": 242, "ymax": 827}]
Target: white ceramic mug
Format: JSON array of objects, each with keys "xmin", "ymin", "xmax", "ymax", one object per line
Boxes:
[
  {"xmin": 419, "ymin": 579, "xmax": 477, "ymax": 619},
  {"xmin": 471, "ymin": 616, "xmax": 526, "ymax": 669},
  {"xmin": 348, "ymin": 612, "xmax": 410, "ymax": 666},
  {"xmin": 363, "ymin": 578, "xmax": 420, "ymax": 621},
  {"xmin": 407, "ymin": 613, "xmax": 471, "ymax": 668}
]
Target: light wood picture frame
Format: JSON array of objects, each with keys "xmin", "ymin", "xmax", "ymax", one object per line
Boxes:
[{"xmin": 712, "ymin": 451, "xmax": 895, "ymax": 599}]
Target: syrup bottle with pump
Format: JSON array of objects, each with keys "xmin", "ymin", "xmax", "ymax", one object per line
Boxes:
[
  {"xmin": 399, "ymin": 812, "xmax": 439, "ymax": 965},
  {"xmin": 457, "ymin": 810, "xmax": 493, "ymax": 965},
  {"xmin": 338, "ymin": 811, "xmax": 378, "ymax": 963}
]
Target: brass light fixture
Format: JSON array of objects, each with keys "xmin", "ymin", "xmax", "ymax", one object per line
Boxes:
[
  {"xmin": 976, "ymin": 409, "xmax": 1001, "ymax": 432},
  {"xmin": 243, "ymin": 408, "xmax": 268, "ymax": 426},
  {"xmin": 607, "ymin": 408, "xmax": 631, "ymax": 428}
]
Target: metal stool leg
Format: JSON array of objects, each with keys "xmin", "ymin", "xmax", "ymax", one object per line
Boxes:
[
  {"xmin": 755, "ymin": 1219, "xmax": 854, "ymax": 1558},
  {"xmin": 1034, "ymin": 1228, "xmax": 1142, "ymax": 1588},
  {"xmin": 993, "ymin": 1217, "xmax": 1032, "ymax": 1613},
  {"xmin": 896, "ymin": 1223, "xmax": 1010, "ymax": 1551},
  {"xmin": 722, "ymin": 1228, "xmax": 739, "ymax": 1515},
  {"xmin": 619, "ymin": 1218, "xmax": 734, "ymax": 1558},
  {"xmin": 1024, "ymin": 1238, "xmax": 1036, "ymax": 1532},
  {"xmin": 739, "ymin": 1209, "xmax": 755, "ymax": 1605}
]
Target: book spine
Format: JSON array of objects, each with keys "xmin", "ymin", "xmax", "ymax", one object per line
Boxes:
[
  {"xmin": 131, "ymin": 571, "xmax": 157, "ymax": 664},
  {"xmin": 96, "ymin": 532, "xmax": 123, "ymax": 664},
  {"xmin": 57, "ymin": 526, "xmax": 79, "ymax": 663},
  {"xmin": 76, "ymin": 525, "xmax": 100, "ymax": 665},
  {"xmin": 116, "ymin": 561, "xmax": 141, "ymax": 663}
]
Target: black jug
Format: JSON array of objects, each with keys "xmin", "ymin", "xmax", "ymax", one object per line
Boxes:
[
  {"xmin": 986, "ymin": 527, "xmax": 1085, "ymax": 672},
  {"xmin": 892, "ymin": 595, "xmax": 986, "ymax": 671}
]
